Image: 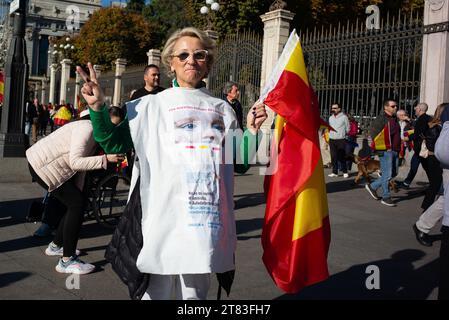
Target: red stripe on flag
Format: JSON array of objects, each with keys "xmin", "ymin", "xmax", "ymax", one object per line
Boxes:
[
  {"xmin": 263, "ymin": 213, "xmax": 331, "ymax": 293},
  {"xmin": 264, "ymin": 70, "xmax": 320, "ymax": 144}
]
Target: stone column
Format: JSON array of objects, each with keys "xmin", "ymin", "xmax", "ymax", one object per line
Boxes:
[
  {"xmin": 93, "ymin": 64, "xmax": 102, "ymax": 78},
  {"xmin": 41, "ymin": 78, "xmax": 47, "ymax": 104},
  {"xmin": 59, "ymin": 59, "xmax": 71, "ymax": 104},
  {"xmin": 49, "ymin": 63, "xmax": 58, "ymax": 104},
  {"xmin": 34, "ymin": 82, "xmax": 40, "ymax": 100},
  {"xmin": 146, "ymin": 49, "xmax": 161, "ymax": 66},
  {"xmin": 260, "ymin": 9, "xmax": 295, "ymax": 138},
  {"xmin": 420, "ymin": 0, "xmax": 449, "ymax": 114},
  {"xmin": 113, "ymin": 59, "xmax": 127, "ymax": 106},
  {"xmin": 259, "ymin": 9, "xmax": 295, "ymax": 128},
  {"xmin": 73, "ymin": 72, "xmax": 81, "ymax": 109}
]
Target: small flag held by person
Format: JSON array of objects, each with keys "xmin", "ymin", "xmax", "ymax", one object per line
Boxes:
[{"xmin": 260, "ymin": 30, "xmax": 331, "ymax": 294}]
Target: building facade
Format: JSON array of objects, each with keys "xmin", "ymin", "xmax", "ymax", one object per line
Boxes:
[{"xmin": 0, "ymin": 0, "xmax": 102, "ymax": 103}]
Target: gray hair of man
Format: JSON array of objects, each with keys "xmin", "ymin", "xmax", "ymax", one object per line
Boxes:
[
  {"xmin": 416, "ymin": 102, "xmax": 429, "ymax": 113},
  {"xmin": 223, "ymin": 81, "xmax": 239, "ymax": 96},
  {"xmin": 396, "ymin": 109, "xmax": 407, "ymax": 117},
  {"xmin": 161, "ymin": 27, "xmax": 216, "ymax": 78}
]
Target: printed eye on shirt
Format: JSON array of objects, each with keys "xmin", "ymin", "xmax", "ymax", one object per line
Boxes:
[{"xmin": 170, "ymin": 105, "xmax": 225, "ymax": 236}]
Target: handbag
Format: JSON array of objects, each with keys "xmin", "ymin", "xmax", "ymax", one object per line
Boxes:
[{"xmin": 419, "ymin": 140, "xmax": 429, "ymax": 158}]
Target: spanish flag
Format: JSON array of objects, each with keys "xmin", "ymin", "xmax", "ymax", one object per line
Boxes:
[
  {"xmin": 370, "ymin": 123, "xmax": 391, "ymax": 151},
  {"xmin": 0, "ymin": 72, "xmax": 4, "ymax": 103},
  {"xmin": 261, "ymin": 30, "xmax": 331, "ymax": 293}
]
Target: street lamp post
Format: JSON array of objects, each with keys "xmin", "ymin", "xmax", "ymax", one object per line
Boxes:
[
  {"xmin": 200, "ymin": 0, "xmax": 220, "ymax": 31},
  {"xmin": 0, "ymin": 0, "xmax": 30, "ymax": 157},
  {"xmin": 48, "ymin": 37, "xmax": 75, "ymax": 105}
]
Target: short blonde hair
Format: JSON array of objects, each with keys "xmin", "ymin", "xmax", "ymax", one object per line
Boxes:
[{"xmin": 161, "ymin": 27, "xmax": 216, "ymax": 78}]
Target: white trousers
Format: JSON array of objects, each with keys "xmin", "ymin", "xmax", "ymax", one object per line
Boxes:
[
  {"xmin": 416, "ymin": 169, "xmax": 449, "ymax": 233},
  {"xmin": 141, "ymin": 274, "xmax": 211, "ymax": 300}
]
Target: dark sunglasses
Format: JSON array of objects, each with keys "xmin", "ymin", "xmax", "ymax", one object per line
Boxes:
[{"xmin": 172, "ymin": 50, "xmax": 208, "ymax": 62}]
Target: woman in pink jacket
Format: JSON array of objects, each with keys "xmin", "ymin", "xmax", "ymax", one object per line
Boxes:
[{"xmin": 26, "ymin": 110, "xmax": 123, "ymax": 275}]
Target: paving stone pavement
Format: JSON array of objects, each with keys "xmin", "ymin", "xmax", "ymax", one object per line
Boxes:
[{"xmin": 0, "ymin": 162, "xmax": 442, "ymax": 300}]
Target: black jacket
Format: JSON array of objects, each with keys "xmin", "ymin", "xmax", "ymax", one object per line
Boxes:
[
  {"xmin": 424, "ymin": 123, "xmax": 442, "ymax": 152},
  {"xmin": 104, "ymin": 177, "xmax": 149, "ymax": 300},
  {"xmin": 413, "ymin": 114, "xmax": 432, "ymax": 154}
]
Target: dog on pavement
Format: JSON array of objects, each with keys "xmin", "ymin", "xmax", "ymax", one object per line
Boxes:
[{"xmin": 349, "ymin": 154, "xmax": 398, "ymax": 192}]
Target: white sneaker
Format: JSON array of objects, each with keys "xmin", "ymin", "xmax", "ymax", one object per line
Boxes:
[
  {"xmin": 328, "ymin": 173, "xmax": 339, "ymax": 177},
  {"xmin": 55, "ymin": 256, "xmax": 95, "ymax": 275},
  {"xmin": 343, "ymin": 173, "xmax": 349, "ymax": 178},
  {"xmin": 45, "ymin": 242, "xmax": 81, "ymax": 257}
]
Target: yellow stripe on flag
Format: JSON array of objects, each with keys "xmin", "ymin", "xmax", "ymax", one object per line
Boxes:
[
  {"xmin": 0, "ymin": 81, "xmax": 4, "ymax": 95},
  {"xmin": 274, "ymin": 115, "xmax": 286, "ymax": 146},
  {"xmin": 292, "ymin": 157, "xmax": 329, "ymax": 240},
  {"xmin": 285, "ymin": 42, "xmax": 309, "ymax": 87},
  {"xmin": 373, "ymin": 130, "xmax": 387, "ymax": 150}
]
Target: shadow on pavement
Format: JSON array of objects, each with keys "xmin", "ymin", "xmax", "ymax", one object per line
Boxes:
[
  {"xmin": 325, "ymin": 180, "xmax": 364, "ymax": 194},
  {"xmin": 234, "ymin": 192, "xmax": 265, "ymax": 209},
  {"xmin": 0, "ymin": 272, "xmax": 33, "ymax": 288},
  {"xmin": 236, "ymin": 217, "xmax": 263, "ymax": 241},
  {"xmin": 275, "ymin": 249, "xmax": 439, "ymax": 300},
  {"xmin": 0, "ymin": 197, "xmax": 42, "ymax": 228},
  {"xmin": 0, "ymin": 235, "xmax": 49, "ymax": 254}
]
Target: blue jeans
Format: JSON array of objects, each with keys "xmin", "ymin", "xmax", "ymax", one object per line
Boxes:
[{"xmin": 370, "ymin": 151, "xmax": 398, "ymax": 199}]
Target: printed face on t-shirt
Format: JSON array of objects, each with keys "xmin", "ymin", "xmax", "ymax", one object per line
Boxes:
[{"xmin": 172, "ymin": 108, "xmax": 225, "ymax": 145}]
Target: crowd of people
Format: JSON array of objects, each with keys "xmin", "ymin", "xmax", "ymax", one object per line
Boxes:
[
  {"xmin": 24, "ymin": 99, "xmax": 78, "ymax": 143},
  {"xmin": 321, "ymin": 98, "xmax": 449, "ymax": 299}
]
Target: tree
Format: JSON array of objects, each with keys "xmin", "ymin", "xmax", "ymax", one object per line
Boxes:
[
  {"xmin": 127, "ymin": 0, "xmax": 146, "ymax": 13},
  {"xmin": 181, "ymin": 0, "xmax": 273, "ymax": 38},
  {"xmin": 142, "ymin": 0, "xmax": 192, "ymax": 48},
  {"xmin": 71, "ymin": 7, "xmax": 156, "ymax": 69}
]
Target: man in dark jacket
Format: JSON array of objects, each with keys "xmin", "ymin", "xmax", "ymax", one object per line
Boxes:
[
  {"xmin": 398, "ymin": 103, "xmax": 432, "ymax": 188},
  {"xmin": 365, "ymin": 99, "xmax": 400, "ymax": 207},
  {"xmin": 130, "ymin": 65, "xmax": 165, "ymax": 100},
  {"xmin": 223, "ymin": 81, "xmax": 244, "ymax": 130}
]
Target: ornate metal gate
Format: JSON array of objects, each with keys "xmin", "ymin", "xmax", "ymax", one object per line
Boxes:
[
  {"xmin": 301, "ymin": 11, "xmax": 423, "ymax": 131},
  {"xmin": 208, "ymin": 31, "xmax": 263, "ymax": 119}
]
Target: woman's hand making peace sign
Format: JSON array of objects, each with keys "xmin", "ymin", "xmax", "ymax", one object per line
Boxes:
[{"xmin": 76, "ymin": 62, "xmax": 105, "ymax": 111}]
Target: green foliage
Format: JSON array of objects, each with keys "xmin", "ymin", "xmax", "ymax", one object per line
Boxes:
[
  {"xmin": 142, "ymin": 0, "xmax": 192, "ymax": 48},
  {"xmin": 127, "ymin": 0, "xmax": 146, "ymax": 13},
  {"xmin": 184, "ymin": 0, "xmax": 272, "ymax": 39},
  {"xmin": 72, "ymin": 7, "xmax": 156, "ymax": 70}
]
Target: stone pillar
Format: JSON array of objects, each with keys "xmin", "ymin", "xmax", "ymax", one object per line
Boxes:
[
  {"xmin": 420, "ymin": 0, "xmax": 449, "ymax": 114},
  {"xmin": 59, "ymin": 59, "xmax": 71, "ymax": 104},
  {"xmin": 260, "ymin": 9, "xmax": 295, "ymax": 128},
  {"xmin": 113, "ymin": 59, "xmax": 127, "ymax": 106},
  {"xmin": 49, "ymin": 63, "xmax": 58, "ymax": 104},
  {"xmin": 146, "ymin": 49, "xmax": 161, "ymax": 67},
  {"xmin": 41, "ymin": 79, "xmax": 47, "ymax": 104},
  {"xmin": 74, "ymin": 72, "xmax": 81, "ymax": 109},
  {"xmin": 34, "ymin": 82, "xmax": 40, "ymax": 100},
  {"xmin": 93, "ymin": 64, "xmax": 102, "ymax": 78}
]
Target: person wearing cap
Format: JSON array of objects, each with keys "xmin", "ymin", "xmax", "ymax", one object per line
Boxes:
[{"xmin": 26, "ymin": 108, "xmax": 124, "ymax": 275}]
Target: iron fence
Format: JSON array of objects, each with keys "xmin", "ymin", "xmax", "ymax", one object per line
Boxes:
[
  {"xmin": 208, "ymin": 31, "xmax": 263, "ymax": 123},
  {"xmin": 300, "ymin": 11, "xmax": 423, "ymax": 133}
]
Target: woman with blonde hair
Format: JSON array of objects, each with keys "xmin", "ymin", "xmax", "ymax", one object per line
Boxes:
[{"xmin": 77, "ymin": 27, "xmax": 267, "ymax": 300}]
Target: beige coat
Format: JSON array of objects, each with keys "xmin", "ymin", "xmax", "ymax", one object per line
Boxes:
[{"xmin": 26, "ymin": 120, "xmax": 106, "ymax": 192}]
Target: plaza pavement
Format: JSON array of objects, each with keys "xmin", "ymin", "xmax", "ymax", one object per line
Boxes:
[{"xmin": 0, "ymin": 156, "xmax": 442, "ymax": 300}]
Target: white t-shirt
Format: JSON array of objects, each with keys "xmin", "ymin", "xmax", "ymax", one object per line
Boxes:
[{"xmin": 126, "ymin": 87, "xmax": 238, "ymax": 274}]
